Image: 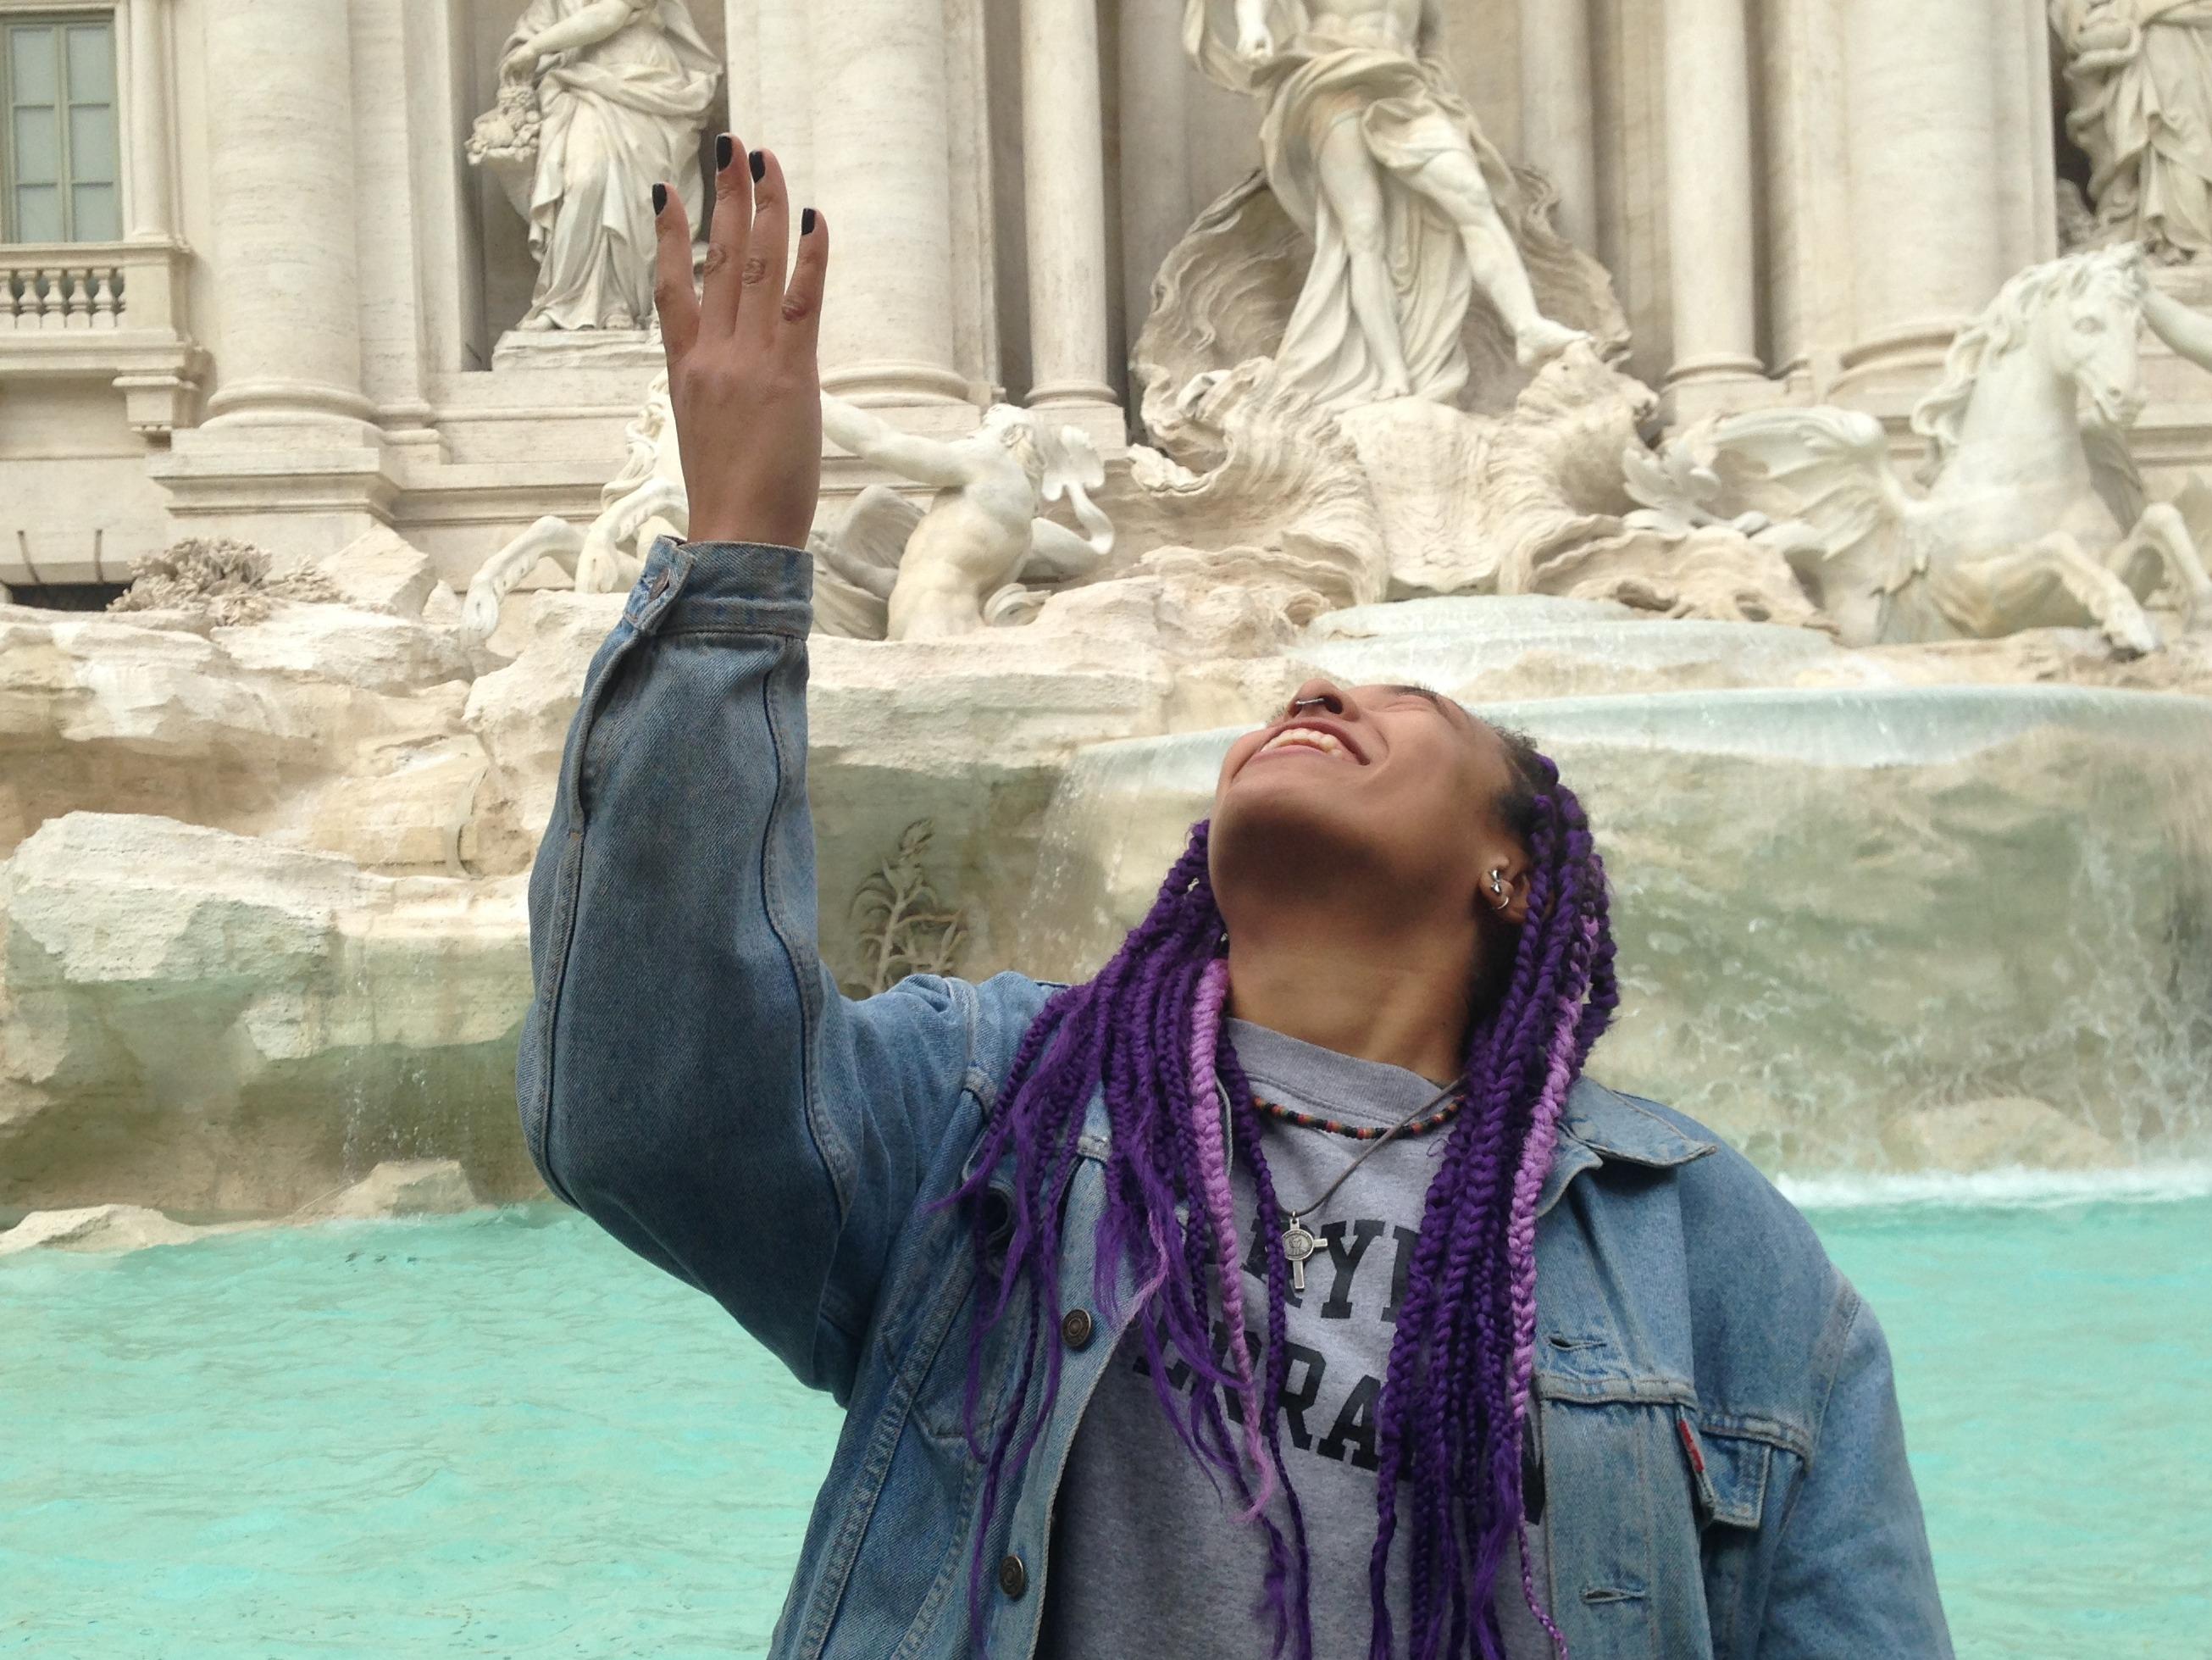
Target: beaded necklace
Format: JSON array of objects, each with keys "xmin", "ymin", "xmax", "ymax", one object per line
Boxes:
[
  {"xmin": 1250, "ymin": 1091, "xmax": 1465, "ymax": 1141},
  {"xmin": 1226, "ymin": 1075, "xmax": 1464, "ymax": 1291}
]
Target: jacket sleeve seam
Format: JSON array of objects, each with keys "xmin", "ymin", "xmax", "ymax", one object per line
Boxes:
[
  {"xmin": 815, "ymin": 977, "xmax": 990, "ymax": 1364},
  {"xmin": 750, "ymin": 664, "xmax": 865, "ymax": 1377},
  {"xmin": 1770, "ymin": 1276, "xmax": 1863, "ymax": 1547}
]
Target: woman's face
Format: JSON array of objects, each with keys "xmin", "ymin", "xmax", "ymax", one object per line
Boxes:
[{"xmin": 1209, "ymin": 678, "xmax": 1522, "ymax": 926}]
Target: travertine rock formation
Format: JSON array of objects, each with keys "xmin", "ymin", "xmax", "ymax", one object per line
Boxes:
[
  {"xmin": 0, "ymin": 603, "xmax": 474, "ymax": 868},
  {"xmin": 0, "ymin": 1203, "xmax": 258, "ymax": 1256},
  {"xmin": 110, "ymin": 539, "xmax": 341, "ymax": 627},
  {"xmin": 0, "ymin": 1159, "xmax": 486, "ymax": 1257},
  {"xmin": 0, "ymin": 814, "xmax": 534, "ymax": 1215},
  {"xmin": 4, "ymin": 552, "xmax": 2209, "ymax": 1213},
  {"xmin": 289, "ymin": 1158, "xmax": 483, "ymax": 1223}
]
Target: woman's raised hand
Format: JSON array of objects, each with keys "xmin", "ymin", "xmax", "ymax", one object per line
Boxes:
[{"xmin": 651, "ymin": 138, "xmax": 827, "ymax": 550}]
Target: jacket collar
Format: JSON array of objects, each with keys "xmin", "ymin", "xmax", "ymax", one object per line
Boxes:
[{"xmin": 1538, "ymin": 1077, "xmax": 1717, "ymax": 1218}]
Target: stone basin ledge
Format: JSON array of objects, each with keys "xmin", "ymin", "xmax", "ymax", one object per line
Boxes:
[{"xmin": 0, "ymin": 1158, "xmax": 489, "ymax": 1257}]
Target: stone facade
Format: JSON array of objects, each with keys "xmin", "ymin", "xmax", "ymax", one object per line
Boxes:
[
  {"xmin": 6, "ymin": 0, "xmax": 2212, "ymax": 1220},
  {"xmin": 8, "ymin": 0, "xmax": 2209, "ymax": 591}
]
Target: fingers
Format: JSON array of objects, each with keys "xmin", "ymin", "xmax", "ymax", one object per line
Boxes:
[
  {"xmin": 740, "ymin": 148, "xmax": 792, "ymax": 346},
  {"xmin": 780, "ymin": 206, "xmax": 828, "ymax": 358},
  {"xmin": 662, "ymin": 134, "xmax": 820, "ymax": 367},
  {"xmin": 651, "ymin": 181, "xmax": 699, "ymax": 366},
  {"xmin": 699, "ymin": 132, "xmax": 752, "ymax": 337}
]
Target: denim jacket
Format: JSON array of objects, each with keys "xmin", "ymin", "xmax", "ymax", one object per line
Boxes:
[{"xmin": 519, "ymin": 538, "xmax": 1954, "ymax": 1659}]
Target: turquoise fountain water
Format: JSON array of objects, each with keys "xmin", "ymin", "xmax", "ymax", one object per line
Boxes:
[{"xmin": 4, "ymin": 1199, "xmax": 2207, "ymax": 1657}]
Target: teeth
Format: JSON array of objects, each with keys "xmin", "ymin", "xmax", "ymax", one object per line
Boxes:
[{"xmin": 1261, "ymin": 726, "xmax": 1348, "ymax": 758}]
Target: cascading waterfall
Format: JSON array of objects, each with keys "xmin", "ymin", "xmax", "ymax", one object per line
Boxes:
[{"xmin": 1019, "ymin": 683, "xmax": 2212, "ymax": 1178}]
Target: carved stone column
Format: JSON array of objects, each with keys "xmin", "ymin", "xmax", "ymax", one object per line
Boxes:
[
  {"xmin": 752, "ymin": 0, "xmax": 813, "ymax": 211},
  {"xmin": 1661, "ymin": 0, "xmax": 1763, "ymax": 397},
  {"xmin": 1517, "ymin": 0, "xmax": 1596, "ymax": 253},
  {"xmin": 1836, "ymin": 0, "xmax": 2007, "ymax": 399},
  {"xmin": 722, "ymin": 1, "xmax": 759, "ymax": 157},
  {"xmin": 1117, "ymin": 0, "xmax": 1195, "ymax": 350},
  {"xmin": 120, "ymin": 0, "xmax": 175, "ymax": 241},
  {"xmin": 153, "ymin": 0, "xmax": 386, "ymax": 552},
  {"xmin": 811, "ymin": 0, "xmax": 967, "ymax": 403},
  {"xmin": 197, "ymin": 0, "xmax": 371, "ymax": 431},
  {"xmin": 110, "ymin": 0, "xmax": 199, "ymax": 435},
  {"xmin": 1023, "ymin": 0, "xmax": 1115, "ymax": 408}
]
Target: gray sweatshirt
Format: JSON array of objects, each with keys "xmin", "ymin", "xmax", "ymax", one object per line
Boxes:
[{"xmin": 1041, "ymin": 1019, "xmax": 1551, "ymax": 1658}]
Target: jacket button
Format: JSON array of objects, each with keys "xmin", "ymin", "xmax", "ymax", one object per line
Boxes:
[
  {"xmin": 1060, "ymin": 1307, "xmax": 1095, "ymax": 1350},
  {"xmin": 997, "ymin": 1552, "xmax": 1028, "ymax": 1600}
]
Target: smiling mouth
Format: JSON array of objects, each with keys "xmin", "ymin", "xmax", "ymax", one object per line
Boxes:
[{"xmin": 1254, "ymin": 726, "xmax": 1360, "ymax": 763}]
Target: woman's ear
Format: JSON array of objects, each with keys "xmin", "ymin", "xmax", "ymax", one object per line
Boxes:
[
  {"xmin": 1477, "ymin": 858, "xmax": 1532, "ymax": 928},
  {"xmin": 1500, "ymin": 866, "xmax": 1531, "ymax": 928}
]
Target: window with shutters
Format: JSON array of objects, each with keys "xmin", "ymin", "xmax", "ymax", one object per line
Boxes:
[{"xmin": 1, "ymin": 14, "xmax": 119, "ymax": 244}]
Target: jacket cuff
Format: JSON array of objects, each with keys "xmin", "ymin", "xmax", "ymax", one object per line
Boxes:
[{"xmin": 624, "ymin": 535, "xmax": 813, "ymax": 636}]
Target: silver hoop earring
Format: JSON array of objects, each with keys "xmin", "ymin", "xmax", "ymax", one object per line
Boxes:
[{"xmin": 1488, "ymin": 869, "xmax": 1511, "ymax": 911}]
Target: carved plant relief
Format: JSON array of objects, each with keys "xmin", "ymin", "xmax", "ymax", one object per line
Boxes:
[{"xmin": 844, "ymin": 821, "xmax": 968, "ymax": 999}]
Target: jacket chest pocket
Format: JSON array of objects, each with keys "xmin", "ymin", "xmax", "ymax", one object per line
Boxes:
[
  {"xmin": 1677, "ymin": 1413, "xmax": 1771, "ymax": 1535},
  {"xmin": 1529, "ymin": 1383, "xmax": 1758, "ymax": 1657},
  {"xmin": 1533, "ymin": 1372, "xmax": 1785, "ymax": 1660},
  {"xmin": 1677, "ymin": 1413, "xmax": 1776, "ymax": 1660}
]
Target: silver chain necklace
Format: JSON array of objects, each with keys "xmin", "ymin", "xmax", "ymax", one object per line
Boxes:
[{"xmin": 1215, "ymin": 1075, "xmax": 1462, "ymax": 1291}]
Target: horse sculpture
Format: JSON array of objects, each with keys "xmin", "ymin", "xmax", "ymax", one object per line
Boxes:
[{"xmin": 1629, "ymin": 244, "xmax": 2212, "ymax": 653}]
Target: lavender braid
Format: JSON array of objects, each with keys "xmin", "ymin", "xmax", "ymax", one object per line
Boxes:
[{"xmin": 947, "ymin": 732, "xmax": 1615, "ymax": 1657}]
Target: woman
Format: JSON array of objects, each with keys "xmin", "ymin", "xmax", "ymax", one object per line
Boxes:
[
  {"xmin": 518, "ymin": 139, "xmax": 1954, "ymax": 1657},
  {"xmin": 1183, "ymin": 0, "xmax": 1588, "ymax": 404},
  {"xmin": 495, "ymin": 0, "xmax": 718, "ymax": 330},
  {"xmin": 2058, "ymin": 0, "xmax": 2212, "ymax": 262}
]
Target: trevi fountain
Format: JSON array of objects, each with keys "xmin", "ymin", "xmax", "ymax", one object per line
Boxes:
[{"xmin": 2, "ymin": 0, "xmax": 2209, "ymax": 1654}]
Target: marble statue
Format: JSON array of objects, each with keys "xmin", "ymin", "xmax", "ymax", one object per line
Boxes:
[
  {"xmin": 2054, "ymin": 0, "xmax": 2212, "ymax": 263},
  {"xmin": 460, "ymin": 370, "xmax": 685, "ymax": 641},
  {"xmin": 458, "ymin": 386, "xmax": 1118, "ymax": 647},
  {"xmin": 469, "ymin": 0, "xmax": 719, "ymax": 330},
  {"xmin": 1627, "ymin": 245, "xmax": 2212, "ymax": 653},
  {"xmin": 1180, "ymin": 0, "xmax": 1591, "ymax": 408},
  {"xmin": 814, "ymin": 397, "xmax": 1117, "ymax": 641}
]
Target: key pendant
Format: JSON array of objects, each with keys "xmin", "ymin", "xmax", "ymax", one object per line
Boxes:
[{"xmin": 1282, "ymin": 1218, "xmax": 1319, "ymax": 1293}]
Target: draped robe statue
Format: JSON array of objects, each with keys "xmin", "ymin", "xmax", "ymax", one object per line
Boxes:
[
  {"xmin": 1181, "ymin": 0, "xmax": 1589, "ymax": 408},
  {"xmin": 2056, "ymin": 0, "xmax": 2212, "ymax": 262},
  {"xmin": 477, "ymin": 0, "xmax": 720, "ymax": 330}
]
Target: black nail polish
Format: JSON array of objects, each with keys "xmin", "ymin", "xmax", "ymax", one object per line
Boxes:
[
  {"xmin": 801, "ymin": 207, "xmax": 817, "ymax": 236},
  {"xmin": 651, "ymin": 182, "xmax": 668, "ymax": 214},
  {"xmin": 748, "ymin": 149, "xmax": 765, "ymax": 183},
  {"xmin": 716, "ymin": 134, "xmax": 733, "ymax": 171}
]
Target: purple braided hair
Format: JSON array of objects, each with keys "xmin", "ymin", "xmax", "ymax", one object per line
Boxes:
[
  {"xmin": 1189, "ymin": 958, "xmax": 1276, "ymax": 1513},
  {"xmin": 947, "ymin": 729, "xmax": 1615, "ymax": 1658}
]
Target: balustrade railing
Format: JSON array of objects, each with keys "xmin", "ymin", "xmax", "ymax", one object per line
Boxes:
[
  {"xmin": 0, "ymin": 240, "xmax": 200, "ymax": 433},
  {"xmin": 2, "ymin": 260, "xmax": 127, "ymax": 330}
]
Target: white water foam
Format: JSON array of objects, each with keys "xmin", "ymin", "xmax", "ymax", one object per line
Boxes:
[{"xmin": 1777, "ymin": 1162, "xmax": 2212, "ymax": 1212}]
